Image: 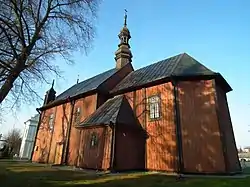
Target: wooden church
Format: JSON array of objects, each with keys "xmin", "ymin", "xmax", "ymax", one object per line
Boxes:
[{"xmin": 32, "ymin": 13, "xmax": 241, "ymax": 174}]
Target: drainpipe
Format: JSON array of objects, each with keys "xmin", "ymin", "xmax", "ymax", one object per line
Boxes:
[
  {"xmin": 172, "ymin": 78, "xmax": 184, "ymax": 174},
  {"xmin": 109, "ymin": 121, "xmax": 116, "ymax": 172},
  {"xmin": 62, "ymin": 98, "xmax": 75, "ymax": 165},
  {"xmin": 30, "ymin": 108, "xmax": 42, "ymax": 162}
]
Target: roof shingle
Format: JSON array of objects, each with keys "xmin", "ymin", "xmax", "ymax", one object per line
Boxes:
[
  {"xmin": 79, "ymin": 95, "xmax": 124, "ymax": 126},
  {"xmin": 56, "ymin": 68, "xmax": 117, "ymax": 100},
  {"xmin": 111, "ymin": 53, "xmax": 216, "ymax": 93}
]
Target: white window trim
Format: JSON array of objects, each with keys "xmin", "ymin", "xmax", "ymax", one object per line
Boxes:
[{"xmin": 148, "ymin": 95, "xmax": 161, "ymax": 120}]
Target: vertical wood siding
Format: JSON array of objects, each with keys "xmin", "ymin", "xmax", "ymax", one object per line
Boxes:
[
  {"xmin": 115, "ymin": 125, "xmax": 145, "ymax": 171},
  {"xmin": 48, "ymin": 103, "xmax": 71, "ymax": 164},
  {"xmin": 216, "ymin": 83, "xmax": 241, "ymax": 172},
  {"xmin": 68, "ymin": 94, "xmax": 97, "ymax": 166},
  {"xmin": 101, "ymin": 126, "xmax": 112, "ymax": 170},
  {"xmin": 124, "ymin": 92, "xmax": 134, "ymax": 108},
  {"xmin": 96, "ymin": 93, "xmax": 109, "ymax": 108},
  {"xmin": 124, "ymin": 83, "xmax": 177, "ymax": 171},
  {"xmin": 78, "ymin": 126, "xmax": 112, "ymax": 170},
  {"xmin": 32, "ymin": 107, "xmax": 56, "ymax": 163},
  {"xmin": 78, "ymin": 126, "xmax": 106, "ymax": 169},
  {"xmin": 33, "ymin": 93, "xmax": 98, "ymax": 166},
  {"xmin": 135, "ymin": 89, "xmax": 145, "ymax": 128},
  {"xmin": 178, "ymin": 80, "xmax": 225, "ymax": 173},
  {"xmin": 145, "ymin": 82, "xmax": 176, "ymax": 171}
]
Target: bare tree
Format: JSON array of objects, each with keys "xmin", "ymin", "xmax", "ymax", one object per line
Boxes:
[
  {"xmin": 4, "ymin": 128, "xmax": 22, "ymax": 156},
  {"xmin": 0, "ymin": 0, "xmax": 100, "ymax": 107}
]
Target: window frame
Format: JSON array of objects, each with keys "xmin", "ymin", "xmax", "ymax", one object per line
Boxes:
[
  {"xmin": 48, "ymin": 113, "xmax": 54, "ymax": 132},
  {"xmin": 90, "ymin": 132, "xmax": 98, "ymax": 148},
  {"xmin": 148, "ymin": 94, "xmax": 161, "ymax": 121},
  {"xmin": 74, "ymin": 107, "xmax": 81, "ymax": 125}
]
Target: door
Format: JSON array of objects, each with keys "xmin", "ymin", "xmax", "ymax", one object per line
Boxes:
[{"xmin": 54, "ymin": 143, "xmax": 63, "ymax": 165}]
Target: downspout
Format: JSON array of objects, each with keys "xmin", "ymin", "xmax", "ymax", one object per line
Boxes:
[
  {"xmin": 172, "ymin": 78, "xmax": 184, "ymax": 174},
  {"xmin": 30, "ymin": 108, "xmax": 42, "ymax": 162},
  {"xmin": 62, "ymin": 98, "xmax": 75, "ymax": 165},
  {"xmin": 109, "ymin": 121, "xmax": 116, "ymax": 172}
]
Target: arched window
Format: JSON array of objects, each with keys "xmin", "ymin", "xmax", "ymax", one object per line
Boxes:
[
  {"xmin": 90, "ymin": 132, "xmax": 98, "ymax": 147},
  {"xmin": 123, "ymin": 36, "xmax": 127, "ymax": 43}
]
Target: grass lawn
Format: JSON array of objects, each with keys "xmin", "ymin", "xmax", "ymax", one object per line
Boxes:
[{"xmin": 1, "ymin": 160, "xmax": 250, "ymax": 187}]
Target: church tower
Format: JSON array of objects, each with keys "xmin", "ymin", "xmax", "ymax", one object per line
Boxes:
[
  {"xmin": 115, "ymin": 10, "xmax": 133, "ymax": 69},
  {"xmin": 43, "ymin": 80, "xmax": 56, "ymax": 105}
]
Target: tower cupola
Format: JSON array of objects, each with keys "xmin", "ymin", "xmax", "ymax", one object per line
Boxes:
[{"xmin": 115, "ymin": 9, "xmax": 133, "ymax": 69}]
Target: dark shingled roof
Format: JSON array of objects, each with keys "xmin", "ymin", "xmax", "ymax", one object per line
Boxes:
[
  {"xmin": 111, "ymin": 53, "xmax": 216, "ymax": 93},
  {"xmin": 79, "ymin": 95, "xmax": 124, "ymax": 126},
  {"xmin": 56, "ymin": 68, "xmax": 117, "ymax": 100}
]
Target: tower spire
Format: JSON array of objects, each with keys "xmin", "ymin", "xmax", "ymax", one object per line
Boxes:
[
  {"xmin": 43, "ymin": 79, "xmax": 56, "ymax": 105},
  {"xmin": 77, "ymin": 75, "xmax": 79, "ymax": 84},
  {"xmin": 52, "ymin": 79, "xmax": 55, "ymax": 88},
  {"xmin": 124, "ymin": 9, "xmax": 127, "ymax": 27},
  {"xmin": 114, "ymin": 9, "xmax": 133, "ymax": 69}
]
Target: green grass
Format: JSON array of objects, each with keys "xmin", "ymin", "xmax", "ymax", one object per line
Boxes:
[
  {"xmin": 243, "ymin": 166, "xmax": 250, "ymax": 174},
  {"xmin": 1, "ymin": 160, "xmax": 250, "ymax": 187}
]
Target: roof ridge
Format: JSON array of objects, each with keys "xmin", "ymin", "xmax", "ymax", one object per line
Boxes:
[
  {"xmin": 134, "ymin": 53, "xmax": 184, "ymax": 72},
  {"xmin": 72, "ymin": 68, "xmax": 115, "ymax": 89},
  {"xmin": 169, "ymin": 53, "xmax": 185, "ymax": 76},
  {"xmin": 55, "ymin": 68, "xmax": 116, "ymax": 100},
  {"xmin": 80, "ymin": 68, "xmax": 116, "ymax": 83},
  {"xmin": 111, "ymin": 52, "xmax": 225, "ymax": 94}
]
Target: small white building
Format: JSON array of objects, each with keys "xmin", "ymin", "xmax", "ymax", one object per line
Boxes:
[
  {"xmin": 244, "ymin": 146, "xmax": 250, "ymax": 153},
  {"xmin": 19, "ymin": 114, "xmax": 39, "ymax": 160}
]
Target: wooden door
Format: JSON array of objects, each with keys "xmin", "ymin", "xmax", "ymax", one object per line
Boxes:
[{"xmin": 54, "ymin": 143, "xmax": 63, "ymax": 165}]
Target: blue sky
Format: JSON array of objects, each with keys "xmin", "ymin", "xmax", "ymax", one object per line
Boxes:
[{"xmin": 1, "ymin": 0, "xmax": 250, "ymax": 147}]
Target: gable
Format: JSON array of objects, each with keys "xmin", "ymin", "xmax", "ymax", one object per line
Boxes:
[
  {"xmin": 78, "ymin": 95, "xmax": 124, "ymax": 126},
  {"xmin": 77, "ymin": 94, "xmax": 139, "ymax": 128}
]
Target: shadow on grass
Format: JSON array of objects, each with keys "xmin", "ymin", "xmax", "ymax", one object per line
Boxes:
[
  {"xmin": 243, "ymin": 167, "xmax": 250, "ymax": 174},
  {"xmin": 1, "ymin": 161, "xmax": 250, "ymax": 187}
]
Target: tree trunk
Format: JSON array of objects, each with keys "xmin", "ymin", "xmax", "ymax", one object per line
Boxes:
[{"xmin": 0, "ymin": 60, "xmax": 24, "ymax": 104}]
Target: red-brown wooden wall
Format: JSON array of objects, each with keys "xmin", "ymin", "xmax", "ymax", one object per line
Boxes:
[
  {"xmin": 124, "ymin": 82, "xmax": 177, "ymax": 172},
  {"xmin": 32, "ymin": 107, "xmax": 57, "ymax": 163},
  {"xmin": 115, "ymin": 124, "xmax": 145, "ymax": 171},
  {"xmin": 77, "ymin": 126, "xmax": 112, "ymax": 170},
  {"xmin": 33, "ymin": 73, "xmax": 240, "ymax": 174},
  {"xmin": 48, "ymin": 103, "xmax": 71, "ymax": 164},
  {"xmin": 215, "ymin": 82, "xmax": 241, "ymax": 173},
  {"xmin": 178, "ymin": 80, "xmax": 226, "ymax": 173},
  {"xmin": 67, "ymin": 94, "xmax": 97, "ymax": 165}
]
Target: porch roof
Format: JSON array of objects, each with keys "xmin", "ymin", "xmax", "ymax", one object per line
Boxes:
[{"xmin": 78, "ymin": 95, "xmax": 124, "ymax": 126}]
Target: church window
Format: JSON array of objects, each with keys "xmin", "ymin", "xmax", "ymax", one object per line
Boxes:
[
  {"xmin": 48, "ymin": 114, "xmax": 54, "ymax": 132},
  {"xmin": 148, "ymin": 95, "xmax": 161, "ymax": 120},
  {"xmin": 123, "ymin": 36, "xmax": 127, "ymax": 43},
  {"xmin": 74, "ymin": 107, "xmax": 81, "ymax": 125},
  {"xmin": 121, "ymin": 35, "xmax": 127, "ymax": 43},
  {"xmin": 90, "ymin": 132, "xmax": 98, "ymax": 148}
]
